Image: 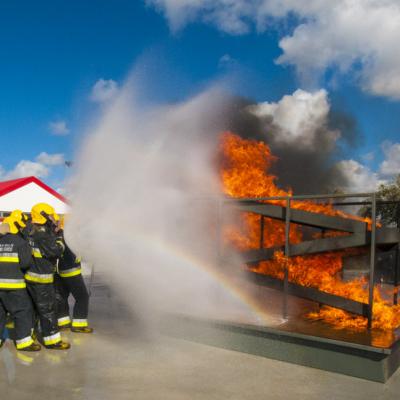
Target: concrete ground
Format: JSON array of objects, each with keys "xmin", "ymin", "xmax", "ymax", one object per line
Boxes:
[{"xmin": 2, "ymin": 291, "xmax": 400, "ymax": 400}]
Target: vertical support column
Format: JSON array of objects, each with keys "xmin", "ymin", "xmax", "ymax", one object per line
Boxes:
[
  {"xmin": 368, "ymin": 193, "xmax": 377, "ymax": 329},
  {"xmin": 283, "ymin": 197, "xmax": 291, "ymax": 319},
  {"xmin": 259, "ymin": 215, "xmax": 265, "ymax": 249},
  {"xmin": 394, "ymin": 245, "xmax": 399, "ymax": 306}
]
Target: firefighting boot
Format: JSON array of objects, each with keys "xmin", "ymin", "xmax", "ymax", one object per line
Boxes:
[
  {"xmin": 71, "ymin": 326, "xmax": 94, "ymax": 334},
  {"xmin": 45, "ymin": 341, "xmax": 71, "ymax": 350},
  {"xmin": 19, "ymin": 343, "xmax": 42, "ymax": 352}
]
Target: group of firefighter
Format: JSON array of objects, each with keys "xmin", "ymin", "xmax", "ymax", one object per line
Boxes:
[{"xmin": 0, "ymin": 202, "xmax": 92, "ymax": 352}]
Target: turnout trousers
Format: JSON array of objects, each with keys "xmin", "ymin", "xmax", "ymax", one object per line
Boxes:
[
  {"xmin": 0, "ymin": 289, "xmax": 34, "ymax": 348},
  {"xmin": 54, "ymin": 274, "xmax": 90, "ymax": 328},
  {"xmin": 26, "ymin": 282, "xmax": 61, "ymax": 346}
]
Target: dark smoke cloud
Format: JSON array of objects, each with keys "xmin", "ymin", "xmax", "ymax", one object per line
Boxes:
[{"xmin": 222, "ymin": 91, "xmax": 360, "ymax": 194}]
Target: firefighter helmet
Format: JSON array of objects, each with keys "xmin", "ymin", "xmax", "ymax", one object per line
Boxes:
[
  {"xmin": 3, "ymin": 216, "xmax": 25, "ymax": 234},
  {"xmin": 10, "ymin": 209, "xmax": 28, "ymax": 222},
  {"xmin": 31, "ymin": 203, "xmax": 60, "ymax": 225}
]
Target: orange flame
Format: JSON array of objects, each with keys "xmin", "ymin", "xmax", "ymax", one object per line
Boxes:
[{"xmin": 220, "ymin": 131, "xmax": 400, "ymax": 331}]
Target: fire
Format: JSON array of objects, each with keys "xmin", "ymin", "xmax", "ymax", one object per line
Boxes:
[{"xmin": 220, "ymin": 131, "xmax": 400, "ymax": 331}]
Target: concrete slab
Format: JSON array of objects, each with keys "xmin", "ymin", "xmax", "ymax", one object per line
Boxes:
[{"xmin": 2, "ymin": 293, "xmax": 400, "ymax": 399}]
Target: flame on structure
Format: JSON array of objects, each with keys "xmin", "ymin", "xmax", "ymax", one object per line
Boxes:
[{"xmin": 219, "ymin": 131, "xmax": 400, "ymax": 331}]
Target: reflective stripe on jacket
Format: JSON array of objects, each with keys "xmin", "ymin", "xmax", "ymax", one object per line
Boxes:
[
  {"xmin": 0, "ymin": 233, "xmax": 33, "ymax": 290},
  {"xmin": 24, "ymin": 271, "xmax": 54, "ymax": 284},
  {"xmin": 24, "ymin": 229, "xmax": 60, "ymax": 284},
  {"xmin": 58, "ymin": 242, "xmax": 81, "ymax": 278}
]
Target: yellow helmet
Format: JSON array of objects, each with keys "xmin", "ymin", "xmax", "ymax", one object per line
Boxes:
[
  {"xmin": 31, "ymin": 203, "xmax": 60, "ymax": 225},
  {"xmin": 3, "ymin": 216, "xmax": 25, "ymax": 234},
  {"xmin": 10, "ymin": 209, "xmax": 28, "ymax": 223}
]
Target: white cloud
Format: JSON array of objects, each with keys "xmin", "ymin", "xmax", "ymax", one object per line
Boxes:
[
  {"xmin": 36, "ymin": 152, "xmax": 65, "ymax": 166},
  {"xmin": 0, "ymin": 152, "xmax": 65, "ymax": 181},
  {"xmin": 361, "ymin": 151, "xmax": 375, "ymax": 162},
  {"xmin": 90, "ymin": 79, "xmax": 119, "ymax": 103},
  {"xmin": 335, "ymin": 141, "xmax": 400, "ymax": 192},
  {"xmin": 380, "ymin": 141, "xmax": 400, "ymax": 176},
  {"xmin": 2, "ymin": 160, "xmax": 49, "ymax": 180},
  {"xmin": 248, "ymin": 89, "xmax": 340, "ymax": 150},
  {"xmin": 49, "ymin": 120, "xmax": 69, "ymax": 136},
  {"xmin": 218, "ymin": 54, "xmax": 236, "ymax": 68},
  {"xmin": 149, "ymin": 0, "xmax": 400, "ymax": 98},
  {"xmin": 335, "ymin": 159, "xmax": 383, "ymax": 192},
  {"xmin": 148, "ymin": 0, "xmax": 254, "ymax": 34},
  {"xmin": 275, "ymin": 1, "xmax": 400, "ymax": 99}
]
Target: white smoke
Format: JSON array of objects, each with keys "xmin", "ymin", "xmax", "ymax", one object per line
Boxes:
[
  {"xmin": 248, "ymin": 89, "xmax": 340, "ymax": 151},
  {"xmin": 380, "ymin": 141, "xmax": 400, "ymax": 176},
  {"xmin": 65, "ymin": 78, "xmax": 257, "ymax": 328},
  {"xmin": 334, "ymin": 159, "xmax": 383, "ymax": 192}
]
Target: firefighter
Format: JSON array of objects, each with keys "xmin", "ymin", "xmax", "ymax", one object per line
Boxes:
[
  {"xmin": 0, "ymin": 217, "xmax": 40, "ymax": 351},
  {"xmin": 24, "ymin": 203, "xmax": 70, "ymax": 350},
  {"xmin": 54, "ymin": 218, "xmax": 93, "ymax": 333}
]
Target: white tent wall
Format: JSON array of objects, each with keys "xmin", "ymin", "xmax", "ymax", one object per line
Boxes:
[{"xmin": 0, "ymin": 182, "xmax": 69, "ymax": 214}]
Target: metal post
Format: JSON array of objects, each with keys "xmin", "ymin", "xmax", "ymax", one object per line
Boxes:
[
  {"xmin": 394, "ymin": 245, "xmax": 400, "ymax": 306},
  {"xmin": 259, "ymin": 215, "xmax": 265, "ymax": 249},
  {"xmin": 368, "ymin": 193, "xmax": 377, "ymax": 329},
  {"xmin": 283, "ymin": 197, "xmax": 291, "ymax": 319}
]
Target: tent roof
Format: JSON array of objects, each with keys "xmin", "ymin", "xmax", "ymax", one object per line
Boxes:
[{"xmin": 0, "ymin": 176, "xmax": 67, "ymax": 203}]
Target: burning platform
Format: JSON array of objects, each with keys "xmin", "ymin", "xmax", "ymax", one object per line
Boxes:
[
  {"xmin": 212, "ymin": 192, "xmax": 400, "ymax": 382},
  {"xmin": 164, "ymin": 189, "xmax": 400, "ymax": 382}
]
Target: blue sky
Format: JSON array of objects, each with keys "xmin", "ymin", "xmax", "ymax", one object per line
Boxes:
[{"xmin": 1, "ymin": 0, "xmax": 399, "ymax": 191}]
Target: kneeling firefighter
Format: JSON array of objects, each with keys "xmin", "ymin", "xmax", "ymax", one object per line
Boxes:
[
  {"xmin": 0, "ymin": 217, "xmax": 40, "ymax": 351},
  {"xmin": 54, "ymin": 230, "xmax": 93, "ymax": 333},
  {"xmin": 19, "ymin": 204, "xmax": 70, "ymax": 350}
]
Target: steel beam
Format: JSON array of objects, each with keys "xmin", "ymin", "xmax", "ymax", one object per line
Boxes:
[
  {"xmin": 241, "ymin": 234, "xmax": 366, "ymax": 264},
  {"xmin": 247, "ymin": 270, "xmax": 370, "ymax": 317},
  {"xmin": 235, "ymin": 202, "xmax": 367, "ymax": 233},
  {"xmin": 233, "ymin": 228, "xmax": 400, "ymax": 264}
]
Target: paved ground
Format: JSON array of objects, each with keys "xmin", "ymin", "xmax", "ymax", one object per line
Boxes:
[{"xmin": 2, "ymin": 292, "xmax": 400, "ymax": 400}]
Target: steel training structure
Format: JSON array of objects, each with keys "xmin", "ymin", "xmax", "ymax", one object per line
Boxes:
[{"xmin": 162, "ymin": 193, "xmax": 400, "ymax": 382}]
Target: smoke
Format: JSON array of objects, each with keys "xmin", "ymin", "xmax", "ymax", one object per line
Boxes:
[
  {"xmin": 225, "ymin": 89, "xmax": 360, "ymax": 194},
  {"xmin": 65, "ymin": 77, "xmax": 257, "ymax": 330}
]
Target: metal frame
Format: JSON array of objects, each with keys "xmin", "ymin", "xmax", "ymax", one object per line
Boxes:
[{"xmin": 219, "ymin": 192, "xmax": 386, "ymax": 329}]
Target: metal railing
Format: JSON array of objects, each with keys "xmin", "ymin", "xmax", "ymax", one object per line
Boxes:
[{"xmin": 219, "ymin": 192, "xmax": 383, "ymax": 329}]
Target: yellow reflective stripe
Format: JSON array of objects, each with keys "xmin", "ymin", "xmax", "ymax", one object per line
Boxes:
[
  {"xmin": 16, "ymin": 337, "xmax": 34, "ymax": 349},
  {"xmin": 59, "ymin": 269, "xmax": 81, "ymax": 278},
  {"xmin": 58, "ymin": 316, "xmax": 71, "ymax": 327},
  {"xmin": 75, "ymin": 257, "xmax": 81, "ymax": 263},
  {"xmin": 72, "ymin": 319, "xmax": 88, "ymax": 328},
  {"xmin": 25, "ymin": 273, "xmax": 54, "ymax": 284},
  {"xmin": 43, "ymin": 332, "xmax": 61, "ymax": 346},
  {"xmin": 0, "ymin": 281, "xmax": 26, "ymax": 289},
  {"xmin": 5, "ymin": 321, "xmax": 15, "ymax": 329},
  {"xmin": 32, "ymin": 251, "xmax": 42, "ymax": 258},
  {"xmin": 0, "ymin": 256, "xmax": 19, "ymax": 262}
]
